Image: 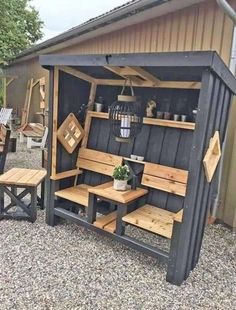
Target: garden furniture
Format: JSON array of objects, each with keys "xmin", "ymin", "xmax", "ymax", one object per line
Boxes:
[{"xmin": 0, "ymin": 168, "xmax": 46, "ymax": 222}]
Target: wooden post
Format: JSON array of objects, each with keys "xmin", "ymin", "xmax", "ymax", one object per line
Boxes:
[
  {"xmin": 88, "ymin": 82, "xmax": 97, "ymax": 111},
  {"xmin": 21, "ymin": 78, "xmax": 34, "ymax": 127},
  {"xmin": 51, "ymin": 67, "xmax": 59, "ymax": 178}
]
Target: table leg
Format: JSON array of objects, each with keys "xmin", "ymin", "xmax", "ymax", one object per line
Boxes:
[
  {"xmin": 116, "ymin": 204, "xmax": 128, "ymax": 235},
  {"xmin": 41, "ymin": 181, "xmax": 45, "ymax": 209},
  {"xmin": 87, "ymin": 193, "xmax": 97, "ymax": 224},
  {"xmin": 11, "ymin": 186, "xmax": 17, "ymax": 207},
  {"xmin": 30, "ymin": 187, "xmax": 37, "ymax": 223}
]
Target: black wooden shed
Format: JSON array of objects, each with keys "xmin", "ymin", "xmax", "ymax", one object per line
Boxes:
[{"xmin": 40, "ymin": 51, "xmax": 236, "ymax": 285}]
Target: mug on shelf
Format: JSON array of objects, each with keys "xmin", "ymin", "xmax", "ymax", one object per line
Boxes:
[
  {"xmin": 173, "ymin": 114, "xmax": 180, "ymax": 121},
  {"xmin": 156, "ymin": 111, "xmax": 164, "ymax": 119},
  {"xmin": 163, "ymin": 112, "xmax": 171, "ymax": 120}
]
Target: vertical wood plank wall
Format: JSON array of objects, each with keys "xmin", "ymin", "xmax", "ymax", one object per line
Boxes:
[{"xmin": 58, "ymin": 0, "xmax": 235, "ymax": 66}]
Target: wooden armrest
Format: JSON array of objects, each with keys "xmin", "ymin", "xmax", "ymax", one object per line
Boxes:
[
  {"xmin": 173, "ymin": 209, "xmax": 183, "ymax": 223},
  {"xmin": 50, "ymin": 169, "xmax": 83, "ymax": 180}
]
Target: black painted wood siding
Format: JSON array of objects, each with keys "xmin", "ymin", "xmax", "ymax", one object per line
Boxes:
[
  {"xmin": 56, "ymin": 73, "xmax": 199, "ymax": 213},
  {"xmin": 167, "ymin": 70, "xmax": 233, "ymax": 284}
]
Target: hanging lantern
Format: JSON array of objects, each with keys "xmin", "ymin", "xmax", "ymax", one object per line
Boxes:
[{"xmin": 109, "ymin": 80, "xmax": 143, "ymax": 142}]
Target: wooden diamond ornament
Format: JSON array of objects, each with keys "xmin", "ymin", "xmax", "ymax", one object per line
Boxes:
[
  {"xmin": 203, "ymin": 131, "xmax": 221, "ymax": 183},
  {"xmin": 57, "ymin": 113, "xmax": 84, "ymax": 154}
]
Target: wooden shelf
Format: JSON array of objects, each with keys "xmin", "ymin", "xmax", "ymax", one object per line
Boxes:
[{"xmin": 88, "ymin": 112, "xmax": 195, "ymax": 130}]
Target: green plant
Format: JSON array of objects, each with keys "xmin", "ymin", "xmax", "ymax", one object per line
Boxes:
[
  {"xmin": 0, "ymin": 0, "xmax": 44, "ymax": 62},
  {"xmin": 113, "ymin": 165, "xmax": 130, "ymax": 180}
]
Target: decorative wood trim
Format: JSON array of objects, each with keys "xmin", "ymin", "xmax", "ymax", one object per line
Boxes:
[
  {"xmin": 57, "ymin": 113, "xmax": 84, "ymax": 154},
  {"xmin": 88, "ymin": 83, "xmax": 97, "ymax": 111},
  {"xmin": 87, "ymin": 111, "xmax": 195, "ymax": 130},
  {"xmin": 125, "ymin": 66, "xmax": 161, "ymax": 84},
  {"xmin": 81, "ymin": 112, "xmax": 92, "ymax": 148},
  {"xmin": 51, "ymin": 67, "xmax": 59, "ymax": 178},
  {"xmin": 173, "ymin": 210, "xmax": 184, "ymax": 223},
  {"xmin": 96, "ymin": 78, "xmax": 201, "ymax": 89},
  {"xmin": 50, "ymin": 169, "xmax": 83, "ymax": 180},
  {"xmin": 203, "ymin": 131, "xmax": 221, "ymax": 183},
  {"xmin": 21, "ymin": 78, "xmax": 34, "ymax": 126},
  {"xmin": 58, "ymin": 66, "xmax": 95, "ymax": 84}
]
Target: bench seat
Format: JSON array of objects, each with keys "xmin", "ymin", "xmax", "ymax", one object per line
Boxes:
[
  {"xmin": 55, "ymin": 184, "xmax": 92, "ymax": 207},
  {"xmin": 55, "ymin": 181, "xmax": 115, "ymax": 208},
  {"xmin": 122, "ymin": 204, "xmax": 183, "ymax": 239}
]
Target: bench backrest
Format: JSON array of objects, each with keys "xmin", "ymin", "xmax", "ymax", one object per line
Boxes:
[
  {"xmin": 77, "ymin": 148, "xmax": 123, "ymax": 177},
  {"xmin": 141, "ymin": 162, "xmax": 188, "ymax": 197}
]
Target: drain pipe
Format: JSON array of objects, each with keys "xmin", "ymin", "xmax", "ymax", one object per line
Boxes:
[
  {"xmin": 216, "ymin": 0, "xmax": 236, "ymax": 23},
  {"xmin": 209, "ymin": 0, "xmax": 236, "ymax": 222}
]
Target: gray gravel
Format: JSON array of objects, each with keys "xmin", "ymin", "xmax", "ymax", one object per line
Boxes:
[{"xmin": 0, "ymin": 140, "xmax": 235, "ymax": 310}]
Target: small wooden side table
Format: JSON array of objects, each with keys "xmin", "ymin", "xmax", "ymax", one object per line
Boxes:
[
  {"xmin": 88, "ymin": 182, "xmax": 148, "ymax": 235},
  {"xmin": 0, "ymin": 168, "xmax": 47, "ymax": 222}
]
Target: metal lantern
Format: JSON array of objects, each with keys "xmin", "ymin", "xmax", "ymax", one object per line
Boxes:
[{"xmin": 109, "ymin": 81, "xmax": 143, "ymax": 142}]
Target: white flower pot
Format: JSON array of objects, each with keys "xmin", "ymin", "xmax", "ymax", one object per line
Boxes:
[{"xmin": 113, "ymin": 179, "xmax": 127, "ymax": 191}]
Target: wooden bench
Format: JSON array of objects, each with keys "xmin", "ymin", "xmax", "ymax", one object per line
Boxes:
[
  {"xmin": 19, "ymin": 123, "xmax": 44, "ymax": 142},
  {"xmin": 54, "ymin": 148, "xmax": 123, "ymax": 207},
  {"xmin": 122, "ymin": 162, "xmax": 188, "ymax": 239}
]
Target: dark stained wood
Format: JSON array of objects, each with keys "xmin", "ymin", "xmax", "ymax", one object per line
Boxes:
[{"xmin": 43, "ymin": 51, "xmax": 236, "ymax": 286}]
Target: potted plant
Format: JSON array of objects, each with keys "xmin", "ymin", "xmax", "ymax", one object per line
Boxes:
[{"xmin": 112, "ymin": 165, "xmax": 130, "ymax": 191}]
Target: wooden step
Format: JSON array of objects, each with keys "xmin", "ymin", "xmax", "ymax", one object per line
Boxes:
[
  {"xmin": 94, "ymin": 211, "xmax": 117, "ymax": 233},
  {"xmin": 122, "ymin": 205, "xmax": 183, "ymax": 239}
]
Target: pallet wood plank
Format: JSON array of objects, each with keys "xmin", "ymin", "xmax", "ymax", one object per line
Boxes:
[
  {"xmin": 89, "ymin": 183, "xmax": 148, "ymax": 204},
  {"xmin": 17, "ymin": 169, "xmax": 42, "ymax": 184},
  {"xmin": 142, "ymin": 174, "xmax": 186, "ymax": 197},
  {"xmin": 78, "ymin": 148, "xmax": 122, "ymax": 167},
  {"xmin": 122, "ymin": 206, "xmax": 174, "ymax": 239},
  {"xmin": 87, "ymin": 111, "xmax": 195, "ymax": 130},
  {"xmin": 144, "ymin": 163, "xmax": 188, "ymax": 184},
  {"xmin": 78, "ymin": 158, "xmax": 115, "ymax": 177},
  {"xmin": 26, "ymin": 170, "xmax": 47, "ymax": 186},
  {"xmin": 94, "ymin": 211, "xmax": 117, "ymax": 228},
  {"xmin": 0, "ymin": 168, "xmax": 46, "ymax": 186},
  {"xmin": 55, "ymin": 184, "xmax": 92, "ymax": 207},
  {"xmin": 104, "ymin": 220, "xmax": 116, "ymax": 233}
]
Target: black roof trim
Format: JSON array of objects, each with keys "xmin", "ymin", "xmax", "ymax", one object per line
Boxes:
[{"xmin": 39, "ymin": 51, "xmax": 236, "ymax": 94}]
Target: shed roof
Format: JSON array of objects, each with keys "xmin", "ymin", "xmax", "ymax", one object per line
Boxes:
[
  {"xmin": 40, "ymin": 51, "xmax": 236, "ymax": 94},
  {"xmin": 12, "ymin": 0, "xmax": 204, "ymax": 63}
]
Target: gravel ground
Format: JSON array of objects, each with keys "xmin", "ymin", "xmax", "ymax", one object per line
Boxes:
[{"xmin": 0, "ymin": 140, "xmax": 235, "ymax": 310}]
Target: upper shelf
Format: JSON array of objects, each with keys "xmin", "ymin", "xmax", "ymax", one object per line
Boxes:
[{"xmin": 88, "ymin": 112, "xmax": 195, "ymax": 131}]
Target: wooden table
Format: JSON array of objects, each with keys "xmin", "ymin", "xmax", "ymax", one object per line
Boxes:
[
  {"xmin": 88, "ymin": 182, "xmax": 148, "ymax": 235},
  {"xmin": 0, "ymin": 168, "xmax": 46, "ymax": 222}
]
